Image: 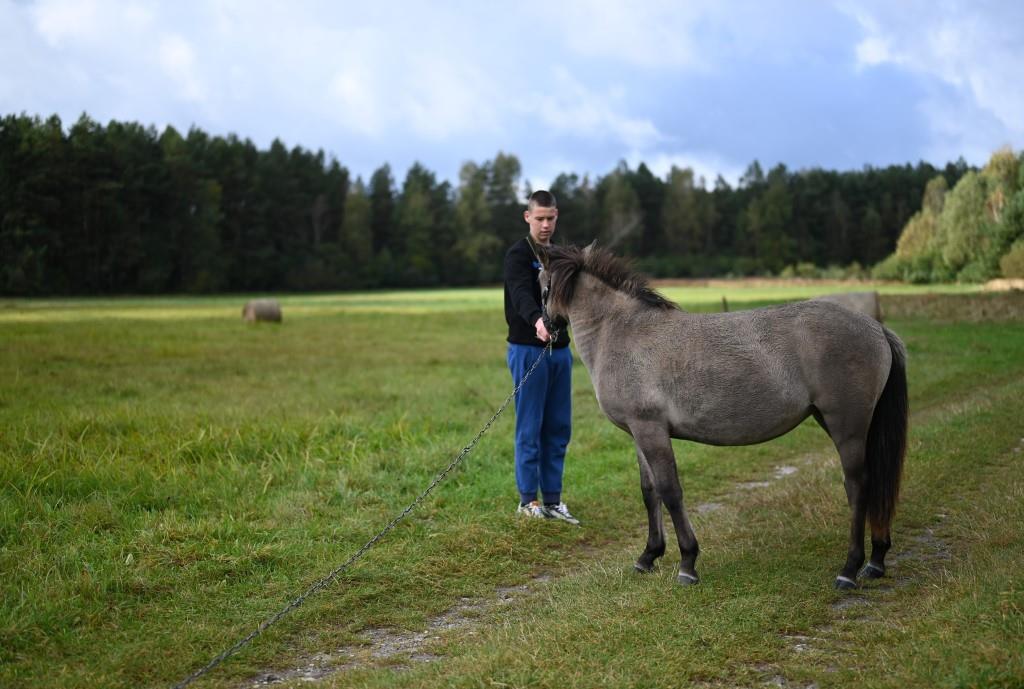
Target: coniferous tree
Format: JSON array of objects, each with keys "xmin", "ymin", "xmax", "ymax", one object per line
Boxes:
[
  {"xmin": 0, "ymin": 111, "xmax": 995, "ymax": 294},
  {"xmin": 598, "ymin": 162, "xmax": 644, "ymax": 254},
  {"xmin": 369, "ymin": 164, "xmax": 396, "ymax": 255},
  {"xmin": 548, "ymin": 172, "xmax": 596, "ymax": 246},
  {"xmin": 629, "ymin": 163, "xmax": 665, "ymax": 256},
  {"xmin": 341, "ymin": 178, "xmax": 374, "ymax": 286},
  {"xmin": 454, "ymin": 161, "xmax": 501, "ymax": 283},
  {"xmin": 662, "ymin": 167, "xmax": 700, "ymax": 256},
  {"xmin": 486, "ymin": 152, "xmax": 523, "ymax": 248}
]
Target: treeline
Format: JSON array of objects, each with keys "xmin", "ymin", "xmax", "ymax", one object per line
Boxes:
[
  {"xmin": 1, "ymin": 112, "xmax": 971, "ymax": 295},
  {"xmin": 875, "ymin": 148, "xmax": 1024, "ymax": 282}
]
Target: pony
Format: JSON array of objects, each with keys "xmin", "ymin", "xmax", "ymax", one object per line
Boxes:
[{"xmin": 538, "ymin": 244, "xmax": 907, "ymax": 589}]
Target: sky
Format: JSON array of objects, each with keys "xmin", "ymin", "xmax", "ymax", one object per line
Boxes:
[{"xmin": 2, "ymin": 0, "xmax": 1023, "ymax": 192}]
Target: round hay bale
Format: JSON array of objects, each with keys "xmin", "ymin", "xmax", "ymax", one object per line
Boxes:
[
  {"xmin": 242, "ymin": 298, "xmax": 282, "ymax": 323},
  {"xmin": 812, "ymin": 291, "xmax": 882, "ymax": 322}
]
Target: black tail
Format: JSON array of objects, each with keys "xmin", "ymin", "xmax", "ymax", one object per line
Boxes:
[{"xmin": 866, "ymin": 327, "xmax": 908, "ymax": 532}]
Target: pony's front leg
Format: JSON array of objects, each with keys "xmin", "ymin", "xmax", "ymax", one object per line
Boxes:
[
  {"xmin": 633, "ymin": 447, "xmax": 665, "ymax": 573},
  {"xmin": 631, "ymin": 421, "xmax": 700, "ymax": 585}
]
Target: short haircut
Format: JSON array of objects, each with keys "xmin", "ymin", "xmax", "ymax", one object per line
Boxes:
[{"xmin": 527, "ymin": 189, "xmax": 557, "ymax": 210}]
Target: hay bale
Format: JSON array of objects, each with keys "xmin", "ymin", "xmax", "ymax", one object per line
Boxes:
[
  {"xmin": 812, "ymin": 291, "xmax": 882, "ymax": 321},
  {"xmin": 242, "ymin": 299, "xmax": 282, "ymax": 323},
  {"xmin": 983, "ymin": 278, "xmax": 1024, "ymax": 291}
]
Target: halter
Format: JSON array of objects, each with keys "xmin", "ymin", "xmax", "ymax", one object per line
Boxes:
[{"xmin": 525, "ymin": 234, "xmax": 557, "ymax": 338}]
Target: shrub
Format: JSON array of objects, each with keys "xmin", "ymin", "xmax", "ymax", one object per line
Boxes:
[
  {"xmin": 928, "ymin": 258, "xmax": 957, "ymax": 283},
  {"xmin": 957, "ymin": 259, "xmax": 999, "ymax": 283},
  {"xmin": 728, "ymin": 256, "xmax": 763, "ymax": 277},
  {"xmin": 778, "ymin": 262, "xmax": 819, "ymax": 279},
  {"xmin": 871, "ymin": 254, "xmax": 903, "ymax": 281},
  {"xmin": 1000, "ymin": 240, "xmax": 1024, "ymax": 278}
]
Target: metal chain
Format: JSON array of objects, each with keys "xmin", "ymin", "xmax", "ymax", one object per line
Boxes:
[{"xmin": 171, "ymin": 335, "xmax": 558, "ymax": 689}]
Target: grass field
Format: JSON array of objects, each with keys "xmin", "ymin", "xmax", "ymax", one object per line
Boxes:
[{"xmin": 1, "ymin": 284, "xmax": 1022, "ymax": 689}]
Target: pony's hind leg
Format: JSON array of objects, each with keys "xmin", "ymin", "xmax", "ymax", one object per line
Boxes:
[
  {"xmin": 631, "ymin": 421, "xmax": 699, "ymax": 586},
  {"xmin": 835, "ymin": 436, "xmax": 869, "ymax": 589},
  {"xmin": 863, "ymin": 524, "xmax": 891, "ymax": 578},
  {"xmin": 634, "ymin": 447, "xmax": 665, "ymax": 574}
]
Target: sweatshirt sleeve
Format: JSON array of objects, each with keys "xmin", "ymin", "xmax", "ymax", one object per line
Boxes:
[{"xmin": 504, "ymin": 245, "xmax": 542, "ymax": 327}]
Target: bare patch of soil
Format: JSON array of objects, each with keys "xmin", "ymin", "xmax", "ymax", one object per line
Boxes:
[
  {"xmin": 243, "ymin": 574, "xmax": 552, "ymax": 687},
  {"xmin": 888, "ymin": 527, "xmax": 954, "ymax": 568},
  {"xmin": 732, "ymin": 464, "xmax": 801, "ymax": 493}
]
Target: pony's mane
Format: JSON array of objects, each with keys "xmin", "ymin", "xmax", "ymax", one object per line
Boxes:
[{"xmin": 546, "ymin": 244, "xmax": 679, "ymax": 312}]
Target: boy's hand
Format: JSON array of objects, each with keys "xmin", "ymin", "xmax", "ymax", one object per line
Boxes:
[{"xmin": 534, "ymin": 317, "xmax": 551, "ymax": 342}]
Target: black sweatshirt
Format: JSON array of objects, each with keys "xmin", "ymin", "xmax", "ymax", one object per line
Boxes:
[{"xmin": 503, "ymin": 237, "xmax": 570, "ymax": 348}]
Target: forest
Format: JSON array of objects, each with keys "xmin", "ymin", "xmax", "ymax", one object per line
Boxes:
[{"xmin": 0, "ymin": 112, "xmax": 980, "ymax": 295}]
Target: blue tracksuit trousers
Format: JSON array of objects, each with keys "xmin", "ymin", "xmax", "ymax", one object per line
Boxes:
[{"xmin": 507, "ymin": 343, "xmax": 573, "ymax": 505}]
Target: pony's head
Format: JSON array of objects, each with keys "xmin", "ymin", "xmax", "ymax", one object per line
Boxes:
[{"xmin": 537, "ymin": 242, "xmax": 678, "ymax": 319}]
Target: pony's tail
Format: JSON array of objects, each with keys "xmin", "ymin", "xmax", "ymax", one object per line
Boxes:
[{"xmin": 866, "ymin": 326, "xmax": 908, "ymax": 532}]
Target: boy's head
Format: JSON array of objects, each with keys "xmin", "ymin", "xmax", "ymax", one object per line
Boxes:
[
  {"xmin": 527, "ymin": 190, "xmax": 557, "ymax": 211},
  {"xmin": 524, "ymin": 190, "xmax": 558, "ymax": 245}
]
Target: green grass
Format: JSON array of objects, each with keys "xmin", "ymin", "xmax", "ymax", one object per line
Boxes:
[{"xmin": 1, "ymin": 286, "xmax": 1021, "ymax": 688}]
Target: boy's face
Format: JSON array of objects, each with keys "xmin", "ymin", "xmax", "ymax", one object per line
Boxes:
[{"xmin": 524, "ymin": 204, "xmax": 558, "ymax": 245}]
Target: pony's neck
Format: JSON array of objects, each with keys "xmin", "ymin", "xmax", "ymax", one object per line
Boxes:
[{"xmin": 566, "ymin": 273, "xmax": 636, "ymax": 367}]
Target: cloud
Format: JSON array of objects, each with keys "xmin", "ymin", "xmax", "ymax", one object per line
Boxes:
[
  {"xmin": 158, "ymin": 34, "xmax": 205, "ymax": 103},
  {"xmin": 399, "ymin": 57, "xmax": 503, "ymax": 141},
  {"xmin": 521, "ymin": 155, "xmax": 591, "ymax": 196},
  {"xmin": 329, "ymin": 69, "xmax": 383, "ymax": 137},
  {"xmin": 328, "ymin": 58, "xmax": 502, "ymax": 142},
  {"xmin": 855, "ymin": 36, "xmax": 891, "ymax": 67},
  {"xmin": 843, "ymin": 2, "xmax": 1024, "ymax": 163},
  {"xmin": 528, "ymin": 67, "xmax": 667, "ymax": 150},
  {"xmin": 30, "ymin": 0, "xmax": 102, "ymax": 45},
  {"xmin": 627, "ymin": 150, "xmax": 745, "ymax": 187},
  {"xmin": 917, "ymin": 89, "xmax": 1013, "ymax": 167},
  {"xmin": 553, "ymin": 1, "xmax": 709, "ymax": 70},
  {"xmin": 30, "ymin": 0, "xmax": 155, "ymax": 46}
]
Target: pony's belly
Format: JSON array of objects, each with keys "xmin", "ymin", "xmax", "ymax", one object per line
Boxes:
[
  {"xmin": 596, "ymin": 379, "xmax": 811, "ymax": 446},
  {"xmin": 668, "ymin": 397, "xmax": 811, "ymax": 446},
  {"xmin": 672, "ymin": 417, "xmax": 808, "ymax": 446}
]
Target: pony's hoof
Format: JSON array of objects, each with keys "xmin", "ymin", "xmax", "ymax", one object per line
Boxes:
[
  {"xmin": 834, "ymin": 575, "xmax": 858, "ymax": 590},
  {"xmin": 633, "ymin": 562, "xmax": 654, "ymax": 574},
  {"xmin": 861, "ymin": 563, "xmax": 885, "ymax": 579},
  {"xmin": 677, "ymin": 572, "xmax": 700, "ymax": 586}
]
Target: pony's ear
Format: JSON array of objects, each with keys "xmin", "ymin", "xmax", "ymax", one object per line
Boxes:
[
  {"xmin": 583, "ymin": 240, "xmax": 598, "ymax": 257},
  {"xmin": 536, "ymin": 242, "xmax": 550, "ymax": 268}
]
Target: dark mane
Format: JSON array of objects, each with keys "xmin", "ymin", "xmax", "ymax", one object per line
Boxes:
[{"xmin": 546, "ymin": 244, "xmax": 679, "ymax": 313}]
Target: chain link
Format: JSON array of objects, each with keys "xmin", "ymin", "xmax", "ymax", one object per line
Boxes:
[{"xmin": 171, "ymin": 335, "xmax": 557, "ymax": 689}]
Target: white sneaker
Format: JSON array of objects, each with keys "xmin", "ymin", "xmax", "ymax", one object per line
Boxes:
[
  {"xmin": 544, "ymin": 502, "xmax": 580, "ymax": 525},
  {"xmin": 516, "ymin": 500, "xmax": 551, "ymax": 519}
]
